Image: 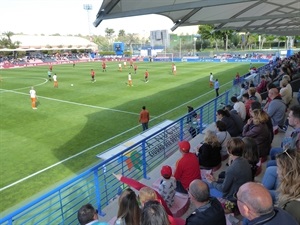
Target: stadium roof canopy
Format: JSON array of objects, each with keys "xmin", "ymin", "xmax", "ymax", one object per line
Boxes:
[
  {"xmin": 93, "ymin": 0, "xmax": 300, "ymax": 36},
  {"xmin": 1, "ymin": 35, "xmax": 98, "ymax": 51}
]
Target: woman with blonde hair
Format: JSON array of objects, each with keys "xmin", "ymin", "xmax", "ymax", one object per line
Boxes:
[
  {"xmin": 276, "ymin": 149, "xmax": 300, "ymax": 224},
  {"xmin": 242, "ymin": 109, "xmax": 271, "ymax": 158},
  {"xmin": 197, "ymin": 130, "xmax": 221, "ymax": 169}
]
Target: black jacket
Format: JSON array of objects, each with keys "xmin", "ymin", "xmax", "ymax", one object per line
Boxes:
[{"xmin": 185, "ymin": 197, "xmax": 226, "ymax": 225}]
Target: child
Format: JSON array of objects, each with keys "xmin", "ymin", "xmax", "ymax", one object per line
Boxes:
[{"xmin": 158, "ymin": 165, "xmax": 176, "ymax": 208}]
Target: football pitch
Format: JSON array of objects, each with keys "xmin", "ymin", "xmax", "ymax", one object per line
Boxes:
[{"xmin": 0, "ymin": 61, "xmax": 262, "ymax": 213}]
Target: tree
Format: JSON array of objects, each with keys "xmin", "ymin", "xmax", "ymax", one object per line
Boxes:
[{"xmin": 118, "ymin": 29, "xmax": 125, "ymax": 37}]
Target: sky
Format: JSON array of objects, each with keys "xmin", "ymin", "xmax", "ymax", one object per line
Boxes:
[{"xmin": 0, "ymin": 0, "xmax": 198, "ymax": 37}]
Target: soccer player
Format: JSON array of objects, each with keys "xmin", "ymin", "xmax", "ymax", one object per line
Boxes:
[
  {"xmin": 102, "ymin": 61, "xmax": 106, "ymax": 72},
  {"xmin": 134, "ymin": 64, "xmax": 138, "ymax": 74},
  {"xmin": 90, "ymin": 69, "xmax": 95, "ymax": 82},
  {"xmin": 145, "ymin": 70, "xmax": 149, "ymax": 83},
  {"xmin": 29, "ymin": 87, "xmax": 37, "ymax": 109},
  {"xmin": 47, "ymin": 70, "xmax": 52, "ymax": 81},
  {"xmin": 49, "ymin": 64, "xmax": 53, "ymax": 72},
  {"xmin": 118, "ymin": 63, "xmax": 122, "ymax": 72},
  {"xmin": 128, "ymin": 73, "xmax": 133, "ymax": 87},
  {"xmin": 173, "ymin": 64, "xmax": 177, "ymax": 75},
  {"xmin": 53, "ymin": 73, "xmax": 58, "ymax": 88},
  {"xmin": 129, "ymin": 59, "xmax": 133, "ymax": 68},
  {"xmin": 209, "ymin": 73, "xmax": 213, "ymax": 88}
]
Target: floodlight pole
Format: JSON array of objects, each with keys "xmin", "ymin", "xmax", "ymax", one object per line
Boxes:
[{"xmin": 83, "ymin": 4, "xmax": 93, "ymax": 36}]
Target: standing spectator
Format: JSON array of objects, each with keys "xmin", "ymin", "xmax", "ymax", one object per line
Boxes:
[
  {"xmin": 209, "ymin": 72, "xmax": 213, "ymax": 88},
  {"xmin": 205, "ymin": 138, "xmax": 252, "ymax": 201},
  {"xmin": 214, "ymin": 79, "xmax": 220, "ymax": 97},
  {"xmin": 267, "ymin": 88, "xmax": 286, "ymax": 134},
  {"xmin": 186, "ymin": 179, "xmax": 226, "ymax": 225},
  {"xmin": 174, "ymin": 141, "xmax": 201, "ymax": 194},
  {"xmin": 159, "ymin": 165, "xmax": 176, "ymax": 208},
  {"xmin": 90, "ymin": 69, "xmax": 95, "ymax": 82},
  {"xmin": 186, "ymin": 106, "xmax": 197, "ymax": 123},
  {"xmin": 53, "ymin": 73, "xmax": 58, "ymax": 88},
  {"xmin": 139, "ymin": 106, "xmax": 150, "ymax": 131},
  {"xmin": 77, "ymin": 203, "xmax": 108, "ymax": 225},
  {"xmin": 116, "ymin": 188, "xmax": 141, "ymax": 225},
  {"xmin": 276, "ymin": 149, "xmax": 300, "ymax": 224},
  {"xmin": 128, "ymin": 72, "xmax": 133, "ymax": 87},
  {"xmin": 231, "ymin": 96, "xmax": 246, "ymax": 121},
  {"xmin": 196, "ymin": 130, "xmax": 221, "ymax": 169},
  {"xmin": 144, "ymin": 70, "xmax": 149, "ymax": 83},
  {"xmin": 236, "ymin": 182, "xmax": 298, "ymax": 225},
  {"xmin": 29, "ymin": 86, "xmax": 37, "ymax": 109},
  {"xmin": 215, "ymin": 120, "xmax": 231, "ymax": 160}
]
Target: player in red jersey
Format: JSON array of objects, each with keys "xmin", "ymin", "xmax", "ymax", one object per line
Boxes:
[
  {"xmin": 102, "ymin": 61, "xmax": 106, "ymax": 72},
  {"xmin": 90, "ymin": 69, "xmax": 95, "ymax": 82}
]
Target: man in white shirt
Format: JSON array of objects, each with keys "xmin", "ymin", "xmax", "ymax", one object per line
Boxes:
[
  {"xmin": 29, "ymin": 86, "xmax": 37, "ymax": 109},
  {"xmin": 231, "ymin": 96, "xmax": 246, "ymax": 121},
  {"xmin": 209, "ymin": 73, "xmax": 213, "ymax": 88}
]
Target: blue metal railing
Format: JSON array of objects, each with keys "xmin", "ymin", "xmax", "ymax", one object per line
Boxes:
[{"xmin": 0, "ymin": 92, "xmax": 232, "ymax": 224}]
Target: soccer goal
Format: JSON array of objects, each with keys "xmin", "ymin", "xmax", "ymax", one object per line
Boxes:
[{"xmin": 155, "ymin": 52, "xmax": 173, "ymax": 62}]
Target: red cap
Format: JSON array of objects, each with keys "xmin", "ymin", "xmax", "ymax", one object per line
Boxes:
[
  {"xmin": 178, "ymin": 141, "xmax": 190, "ymax": 153},
  {"xmin": 161, "ymin": 165, "xmax": 172, "ymax": 179}
]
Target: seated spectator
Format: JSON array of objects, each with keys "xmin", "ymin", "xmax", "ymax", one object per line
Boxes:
[
  {"xmin": 261, "ymin": 166, "xmax": 279, "ymax": 203},
  {"xmin": 267, "ymin": 105, "xmax": 300, "ymax": 167},
  {"xmin": 141, "ymin": 200, "xmax": 170, "ymax": 225},
  {"xmin": 196, "ymin": 130, "xmax": 221, "ymax": 169},
  {"xmin": 116, "ymin": 188, "xmax": 141, "ymax": 225},
  {"xmin": 279, "ymin": 78, "xmax": 292, "ymax": 107},
  {"xmin": 276, "ymin": 149, "xmax": 300, "ymax": 224},
  {"xmin": 77, "ymin": 203, "xmax": 108, "ymax": 225},
  {"xmin": 112, "ymin": 173, "xmax": 173, "ymax": 216},
  {"xmin": 225, "ymin": 105, "xmax": 244, "ymax": 134},
  {"xmin": 237, "ymin": 83, "xmax": 247, "ymax": 101},
  {"xmin": 262, "ymin": 82, "xmax": 277, "ymax": 112},
  {"xmin": 205, "ymin": 138, "xmax": 252, "ymax": 201},
  {"xmin": 186, "ymin": 179, "xmax": 226, "ymax": 225},
  {"xmin": 174, "ymin": 141, "xmax": 201, "ymax": 194},
  {"xmin": 215, "ymin": 120, "xmax": 231, "ymax": 159},
  {"xmin": 256, "ymin": 75, "xmax": 268, "ymax": 93},
  {"xmin": 242, "ymin": 93, "xmax": 255, "ymax": 119},
  {"xmin": 242, "ymin": 109, "xmax": 271, "ymax": 158},
  {"xmin": 248, "ymin": 87, "xmax": 262, "ymax": 103},
  {"xmin": 139, "ymin": 187, "xmax": 185, "ymax": 225},
  {"xmin": 267, "ymin": 88, "xmax": 286, "ymax": 134},
  {"xmin": 159, "ymin": 165, "xmax": 176, "ymax": 208},
  {"xmin": 231, "ymin": 96, "xmax": 246, "ymax": 121},
  {"xmin": 237, "ymin": 182, "xmax": 298, "ymax": 225},
  {"xmin": 216, "ymin": 109, "xmax": 241, "ymax": 137},
  {"xmin": 250, "ymin": 101, "xmax": 274, "ymax": 142},
  {"xmin": 242, "ymin": 137, "xmax": 259, "ymax": 181}
]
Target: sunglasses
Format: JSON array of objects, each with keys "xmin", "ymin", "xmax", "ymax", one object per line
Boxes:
[{"xmin": 278, "ymin": 148, "xmax": 293, "ymax": 160}]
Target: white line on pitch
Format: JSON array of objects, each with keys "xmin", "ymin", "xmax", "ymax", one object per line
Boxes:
[{"xmin": 0, "ymin": 89, "xmax": 142, "ymax": 116}]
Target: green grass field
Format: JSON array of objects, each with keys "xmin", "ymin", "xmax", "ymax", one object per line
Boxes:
[{"xmin": 0, "ymin": 61, "xmax": 263, "ymax": 213}]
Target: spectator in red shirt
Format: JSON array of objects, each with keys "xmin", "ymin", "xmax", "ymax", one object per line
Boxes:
[
  {"xmin": 256, "ymin": 75, "xmax": 268, "ymax": 93},
  {"xmin": 174, "ymin": 141, "xmax": 201, "ymax": 194}
]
